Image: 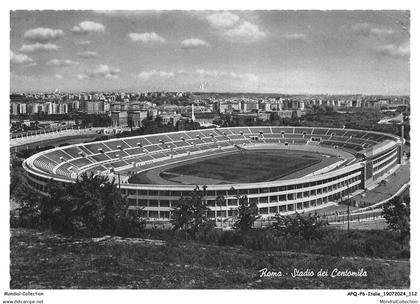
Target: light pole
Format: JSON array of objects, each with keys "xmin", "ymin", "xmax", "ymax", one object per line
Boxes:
[
  {"xmin": 347, "ymin": 198, "xmax": 350, "ymax": 233},
  {"xmin": 339, "ymin": 180, "xmax": 351, "ymax": 233},
  {"xmin": 347, "ymin": 181, "xmax": 351, "ymax": 232},
  {"xmin": 216, "ymin": 195, "xmax": 225, "ymax": 229},
  {"xmin": 220, "ymin": 201, "xmax": 223, "ymax": 228},
  {"xmin": 343, "ymin": 180, "xmax": 350, "ymax": 233}
]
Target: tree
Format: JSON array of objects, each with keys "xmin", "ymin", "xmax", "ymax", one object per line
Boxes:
[
  {"xmin": 170, "ymin": 186, "xmax": 215, "ymax": 239},
  {"xmin": 272, "ymin": 212, "xmax": 328, "ymax": 242},
  {"xmin": 11, "ymin": 183, "xmax": 44, "ymax": 228},
  {"xmin": 62, "ymin": 173, "xmax": 145, "ymax": 237},
  {"xmin": 382, "ymin": 194, "xmax": 410, "ymax": 247},
  {"xmin": 213, "ymin": 114, "xmax": 232, "ymax": 127},
  {"xmin": 233, "ymin": 196, "xmax": 259, "ymax": 234},
  {"xmin": 13, "ymin": 172, "xmax": 145, "ymax": 237},
  {"xmin": 10, "ymin": 160, "xmax": 45, "ymax": 228}
]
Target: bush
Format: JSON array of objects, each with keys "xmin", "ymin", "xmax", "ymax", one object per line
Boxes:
[
  {"xmin": 232, "ymin": 195, "xmax": 260, "ymax": 234},
  {"xmin": 11, "ymin": 181, "xmax": 44, "ymax": 229},
  {"xmin": 170, "ymin": 186, "xmax": 215, "ymax": 240},
  {"xmin": 242, "ymin": 230, "xmax": 282, "ymax": 251},
  {"xmin": 12, "ymin": 172, "xmax": 146, "ymax": 238},
  {"xmin": 272, "ymin": 212, "xmax": 329, "ymax": 241},
  {"xmin": 382, "ymin": 194, "xmax": 410, "ymax": 247},
  {"xmin": 115, "ymin": 210, "xmax": 147, "ymax": 237},
  {"xmin": 217, "ymin": 230, "xmax": 243, "ymax": 247},
  {"xmin": 398, "ymin": 248, "xmax": 410, "ymax": 259}
]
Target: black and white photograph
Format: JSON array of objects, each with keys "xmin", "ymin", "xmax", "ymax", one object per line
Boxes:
[{"xmin": 3, "ymin": 3, "xmax": 417, "ymax": 303}]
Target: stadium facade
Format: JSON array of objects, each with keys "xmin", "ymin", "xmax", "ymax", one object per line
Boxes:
[{"xmin": 23, "ymin": 127, "xmax": 403, "ymax": 221}]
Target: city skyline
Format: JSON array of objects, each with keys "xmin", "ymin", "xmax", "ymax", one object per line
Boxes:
[{"xmin": 10, "ymin": 10, "xmax": 410, "ymax": 95}]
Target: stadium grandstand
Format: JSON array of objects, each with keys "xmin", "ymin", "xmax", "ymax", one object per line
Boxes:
[{"xmin": 23, "ymin": 126, "xmax": 403, "ymax": 222}]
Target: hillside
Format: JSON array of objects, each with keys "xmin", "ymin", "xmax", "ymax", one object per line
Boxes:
[{"xmin": 10, "ymin": 228, "xmax": 409, "ymax": 289}]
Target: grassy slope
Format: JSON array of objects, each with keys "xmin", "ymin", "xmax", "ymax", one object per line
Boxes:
[{"xmin": 10, "ymin": 229, "xmax": 409, "ymax": 289}]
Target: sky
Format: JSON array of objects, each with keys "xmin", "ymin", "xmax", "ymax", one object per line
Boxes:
[{"xmin": 10, "ymin": 10, "xmax": 410, "ymax": 95}]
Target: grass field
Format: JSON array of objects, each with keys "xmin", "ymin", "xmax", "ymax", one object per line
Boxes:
[{"xmin": 159, "ymin": 150, "xmax": 322, "ymax": 184}]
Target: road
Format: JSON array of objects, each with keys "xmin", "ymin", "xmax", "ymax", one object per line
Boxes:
[{"xmin": 354, "ymin": 161, "xmax": 410, "ymax": 207}]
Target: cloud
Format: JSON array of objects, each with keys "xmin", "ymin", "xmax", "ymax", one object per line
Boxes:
[
  {"xmin": 94, "ymin": 10, "xmax": 162, "ymax": 17},
  {"xmin": 55, "ymin": 74, "xmax": 63, "ymax": 79},
  {"xmin": 196, "ymin": 69, "xmax": 220, "ymax": 77},
  {"xmin": 10, "ymin": 50, "xmax": 34, "ymax": 65},
  {"xmin": 180, "ymin": 38, "xmax": 209, "ymax": 49},
  {"xmin": 352, "ymin": 23, "xmax": 394, "ymax": 37},
  {"xmin": 370, "ymin": 28, "xmax": 394, "ymax": 36},
  {"xmin": 19, "ymin": 43, "xmax": 59, "ymax": 53},
  {"xmin": 137, "ymin": 70, "xmax": 176, "ymax": 80},
  {"xmin": 235, "ymin": 73, "xmax": 258, "ymax": 82},
  {"xmin": 205, "ymin": 12, "xmax": 266, "ymax": 43},
  {"xmin": 376, "ymin": 43, "xmax": 409, "ymax": 58},
  {"xmin": 76, "ymin": 74, "xmax": 88, "ymax": 80},
  {"xmin": 196, "ymin": 69, "xmax": 258, "ymax": 82},
  {"xmin": 128, "ymin": 32, "xmax": 166, "ymax": 44},
  {"xmin": 206, "ymin": 11, "xmax": 240, "ymax": 29},
  {"xmin": 223, "ymin": 21, "xmax": 266, "ymax": 42},
  {"xmin": 283, "ymin": 33, "xmax": 307, "ymax": 41},
  {"xmin": 77, "ymin": 51, "xmax": 98, "ymax": 58},
  {"xmin": 85, "ymin": 64, "xmax": 120, "ymax": 80},
  {"xmin": 23, "ymin": 27, "xmax": 64, "ymax": 43},
  {"xmin": 75, "ymin": 40, "xmax": 91, "ymax": 46},
  {"xmin": 72, "ymin": 21, "xmax": 105, "ymax": 34},
  {"xmin": 47, "ymin": 59, "xmax": 79, "ymax": 67},
  {"xmin": 136, "ymin": 69, "xmax": 257, "ymax": 82},
  {"xmin": 352, "ymin": 23, "xmax": 371, "ymax": 35}
]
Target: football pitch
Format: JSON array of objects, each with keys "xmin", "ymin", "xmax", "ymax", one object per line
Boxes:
[{"xmin": 159, "ymin": 150, "xmax": 322, "ymax": 184}]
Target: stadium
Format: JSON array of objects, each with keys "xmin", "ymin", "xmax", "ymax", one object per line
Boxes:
[{"xmin": 23, "ymin": 126, "xmax": 403, "ymax": 223}]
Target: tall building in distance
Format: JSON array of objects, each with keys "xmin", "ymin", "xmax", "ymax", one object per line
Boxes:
[{"xmin": 111, "ymin": 111, "xmax": 128, "ymax": 128}]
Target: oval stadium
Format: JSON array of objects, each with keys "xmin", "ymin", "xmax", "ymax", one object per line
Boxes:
[{"xmin": 23, "ymin": 126, "xmax": 404, "ymax": 224}]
